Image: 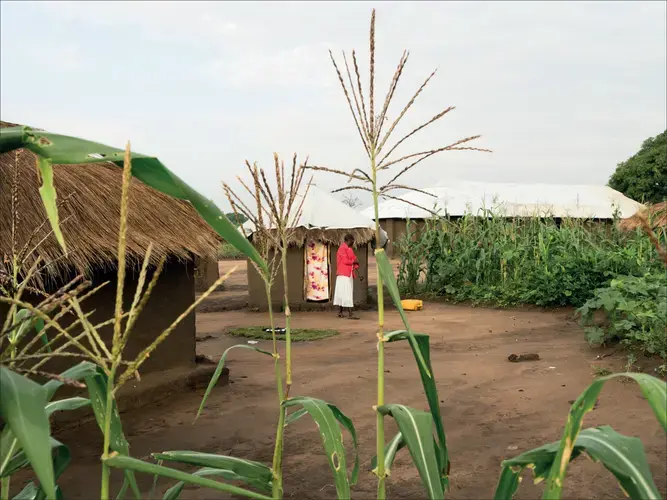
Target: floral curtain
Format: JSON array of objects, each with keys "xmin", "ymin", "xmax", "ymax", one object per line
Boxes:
[{"xmin": 304, "ymin": 239, "xmax": 330, "ymax": 301}]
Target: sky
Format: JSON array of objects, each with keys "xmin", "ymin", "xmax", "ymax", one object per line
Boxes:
[{"xmin": 1, "ymin": 1, "xmax": 666, "ymax": 210}]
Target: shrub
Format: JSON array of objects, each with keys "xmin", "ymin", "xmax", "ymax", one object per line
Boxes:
[
  {"xmin": 217, "ymin": 242, "xmax": 245, "ymax": 260},
  {"xmin": 578, "ymin": 273, "xmax": 667, "ymax": 359},
  {"xmin": 398, "ymin": 213, "xmax": 665, "ymax": 308}
]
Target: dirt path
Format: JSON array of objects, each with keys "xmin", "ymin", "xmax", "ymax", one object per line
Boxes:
[{"xmin": 46, "ymin": 260, "xmax": 665, "ymax": 499}]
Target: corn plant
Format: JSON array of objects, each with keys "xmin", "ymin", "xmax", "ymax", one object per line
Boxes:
[
  {"xmin": 194, "ymin": 154, "xmax": 362, "ymax": 500},
  {"xmin": 1, "ymin": 143, "xmax": 235, "ymax": 499},
  {"xmin": 307, "ymin": 8, "xmax": 490, "ymax": 499},
  {"xmin": 494, "ymin": 373, "xmax": 666, "ymax": 499},
  {"xmin": 397, "ymin": 212, "xmax": 664, "ymax": 308}
]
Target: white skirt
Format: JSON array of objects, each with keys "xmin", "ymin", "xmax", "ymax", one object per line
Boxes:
[{"xmin": 333, "ymin": 276, "xmax": 354, "ymax": 308}]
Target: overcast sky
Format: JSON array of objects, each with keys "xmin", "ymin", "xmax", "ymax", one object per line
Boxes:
[{"xmin": 2, "ymin": 1, "xmax": 665, "ymax": 209}]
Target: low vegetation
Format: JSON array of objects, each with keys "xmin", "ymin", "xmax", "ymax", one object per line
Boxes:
[
  {"xmin": 218, "ymin": 242, "xmax": 246, "ymax": 260},
  {"xmin": 227, "ymin": 327, "xmax": 338, "ymax": 342},
  {"xmin": 397, "ymin": 211, "xmax": 667, "ymax": 368}
]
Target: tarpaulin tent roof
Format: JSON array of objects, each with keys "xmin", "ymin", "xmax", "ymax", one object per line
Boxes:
[
  {"xmin": 238, "ymin": 184, "xmax": 377, "ymax": 247},
  {"xmin": 362, "ymin": 181, "xmax": 644, "ymax": 220}
]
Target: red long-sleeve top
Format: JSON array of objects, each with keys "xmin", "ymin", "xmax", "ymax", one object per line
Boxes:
[{"xmin": 336, "ymin": 243, "xmax": 359, "ymax": 277}]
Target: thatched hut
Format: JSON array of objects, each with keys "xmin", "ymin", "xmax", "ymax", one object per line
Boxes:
[
  {"xmin": 244, "ymin": 185, "xmax": 376, "ymax": 310},
  {"xmin": 618, "ymin": 202, "xmax": 667, "ymax": 232},
  {"xmin": 0, "ymin": 120, "xmax": 220, "ymax": 375}
]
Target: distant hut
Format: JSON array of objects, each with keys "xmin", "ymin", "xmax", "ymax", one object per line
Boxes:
[
  {"xmin": 194, "ymin": 256, "xmax": 220, "ymax": 292},
  {"xmin": 244, "ymin": 185, "xmax": 376, "ymax": 310},
  {"xmin": 618, "ymin": 202, "xmax": 667, "ymax": 232},
  {"xmin": 0, "ymin": 121, "xmax": 220, "ymax": 375}
]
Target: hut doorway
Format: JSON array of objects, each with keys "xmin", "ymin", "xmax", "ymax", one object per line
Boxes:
[{"xmin": 304, "ymin": 239, "xmax": 331, "ymax": 302}]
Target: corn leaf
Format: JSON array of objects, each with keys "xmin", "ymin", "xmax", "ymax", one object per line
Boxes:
[
  {"xmin": 84, "ymin": 367, "xmax": 141, "ymax": 499},
  {"xmin": 7, "ymin": 310, "xmax": 49, "ymax": 351},
  {"xmin": 282, "ymin": 402, "xmax": 359, "ymax": 484},
  {"xmin": 152, "ymin": 451, "xmax": 272, "ymax": 493},
  {"xmin": 45, "ymin": 397, "xmax": 90, "ymax": 417},
  {"xmin": 370, "ymin": 431, "xmax": 406, "ymax": 475},
  {"xmin": 384, "ymin": 330, "xmax": 449, "ymax": 488},
  {"xmin": 282, "ymin": 397, "xmax": 352, "ymax": 499},
  {"xmin": 161, "ymin": 467, "xmax": 263, "ymax": 500},
  {"xmin": 377, "ymin": 404, "xmax": 444, "ymax": 500},
  {"xmin": 103, "ymin": 455, "xmax": 272, "ymax": 500},
  {"xmin": 0, "ymin": 126, "xmax": 268, "ymax": 275},
  {"xmin": 327, "ymin": 403, "xmax": 360, "ymax": 486},
  {"xmin": 0, "ymin": 367, "xmax": 56, "ymax": 500},
  {"xmin": 36, "ymin": 158, "xmax": 67, "ymax": 254},
  {"xmin": 12, "ymin": 482, "xmax": 41, "ymax": 500},
  {"xmin": 3, "ymin": 436, "xmax": 73, "ymax": 480},
  {"xmin": 495, "ymin": 426, "xmax": 660, "ymax": 500},
  {"xmin": 543, "ymin": 372, "xmax": 666, "ymax": 499},
  {"xmin": 284, "ymin": 408, "xmax": 308, "ymax": 426},
  {"xmin": 196, "ymin": 345, "xmax": 272, "ymax": 420},
  {"xmin": 375, "ymin": 249, "xmax": 430, "ymax": 376},
  {"xmin": 43, "ymin": 361, "xmax": 99, "ymax": 401}
]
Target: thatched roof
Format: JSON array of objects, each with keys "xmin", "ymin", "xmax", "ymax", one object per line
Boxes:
[
  {"xmin": 0, "ymin": 120, "xmax": 220, "ymax": 280},
  {"xmin": 618, "ymin": 202, "xmax": 667, "ymax": 232}
]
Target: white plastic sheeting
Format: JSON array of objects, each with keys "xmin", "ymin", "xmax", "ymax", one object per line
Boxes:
[
  {"xmin": 238, "ymin": 184, "xmax": 376, "ymax": 233},
  {"xmin": 361, "ymin": 181, "xmax": 644, "ymax": 220}
]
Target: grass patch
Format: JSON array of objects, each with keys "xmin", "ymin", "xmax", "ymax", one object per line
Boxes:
[{"xmin": 227, "ymin": 327, "xmax": 339, "ymax": 342}]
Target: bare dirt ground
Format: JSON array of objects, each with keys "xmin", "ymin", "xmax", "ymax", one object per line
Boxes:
[{"xmin": 45, "ymin": 259, "xmax": 666, "ymax": 499}]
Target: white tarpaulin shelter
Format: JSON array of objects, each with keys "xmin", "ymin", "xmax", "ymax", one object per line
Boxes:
[
  {"xmin": 362, "ymin": 181, "xmax": 644, "ymax": 220},
  {"xmin": 239, "ymin": 184, "xmax": 376, "ymax": 233}
]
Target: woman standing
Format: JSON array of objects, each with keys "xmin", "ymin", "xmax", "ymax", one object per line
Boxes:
[{"xmin": 334, "ymin": 234, "xmax": 360, "ymax": 319}]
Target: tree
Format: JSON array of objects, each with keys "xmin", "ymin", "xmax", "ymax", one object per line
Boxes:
[
  {"xmin": 225, "ymin": 211, "xmax": 248, "ymax": 226},
  {"xmin": 609, "ymin": 130, "xmax": 667, "ymax": 204},
  {"xmin": 341, "ymin": 194, "xmax": 362, "ymax": 209}
]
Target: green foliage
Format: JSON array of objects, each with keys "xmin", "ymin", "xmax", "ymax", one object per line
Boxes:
[
  {"xmin": 495, "ymin": 372, "xmax": 666, "ymax": 499},
  {"xmin": 383, "ymin": 331, "xmax": 449, "ymax": 489},
  {"xmin": 227, "ymin": 326, "xmax": 339, "ymax": 342},
  {"xmin": 609, "ymin": 130, "xmax": 667, "ymax": 204},
  {"xmin": 376, "ymin": 405, "xmax": 445, "ymax": 500},
  {"xmin": 103, "ymin": 455, "xmax": 271, "ymax": 500},
  {"xmin": 0, "ymin": 367, "xmax": 56, "ymax": 500},
  {"xmin": 152, "ymin": 451, "xmax": 273, "ymax": 494},
  {"xmin": 196, "ymin": 345, "xmax": 273, "ymax": 420},
  {"xmin": 282, "ymin": 397, "xmax": 358, "ymax": 499},
  {"xmin": 376, "ymin": 250, "xmax": 430, "ymax": 375},
  {"xmin": 36, "ymin": 158, "xmax": 67, "ymax": 254},
  {"xmin": 578, "ymin": 273, "xmax": 667, "ymax": 359},
  {"xmin": 494, "ymin": 426, "xmax": 659, "ymax": 500},
  {"xmin": 217, "ymin": 242, "xmax": 246, "ymax": 260},
  {"xmin": 225, "ymin": 212, "xmax": 248, "ymax": 226},
  {"xmin": 398, "ymin": 214, "xmax": 665, "ymax": 308}
]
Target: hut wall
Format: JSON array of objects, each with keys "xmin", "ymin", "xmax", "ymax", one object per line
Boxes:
[
  {"xmin": 0, "ymin": 260, "xmax": 196, "ymax": 376},
  {"xmin": 381, "ymin": 218, "xmax": 426, "ymax": 258},
  {"xmin": 247, "ymin": 243, "xmax": 369, "ymax": 310},
  {"xmin": 247, "ymin": 248, "xmax": 305, "ymax": 309},
  {"xmin": 194, "ymin": 256, "xmax": 220, "ymax": 292}
]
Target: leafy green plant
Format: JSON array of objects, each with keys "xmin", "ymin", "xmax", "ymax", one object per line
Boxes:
[
  {"xmin": 0, "ymin": 145, "xmax": 242, "ymax": 499},
  {"xmin": 494, "ymin": 372, "xmax": 666, "ymax": 499},
  {"xmin": 578, "ymin": 273, "xmax": 667, "ymax": 359},
  {"xmin": 398, "ymin": 212, "xmax": 664, "ymax": 308},
  {"xmin": 217, "ymin": 242, "xmax": 246, "ymax": 260},
  {"xmin": 197, "ymin": 154, "xmax": 359, "ymax": 499},
  {"xmin": 308, "ymin": 9, "xmax": 488, "ymax": 498}
]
